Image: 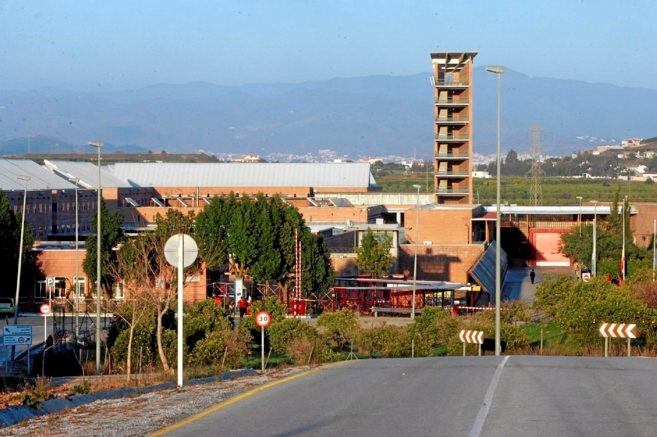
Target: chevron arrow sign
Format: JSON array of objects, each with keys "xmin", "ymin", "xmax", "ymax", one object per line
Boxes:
[
  {"xmin": 599, "ymin": 323, "xmax": 636, "ymax": 339},
  {"xmin": 459, "ymin": 330, "xmax": 484, "ymax": 344}
]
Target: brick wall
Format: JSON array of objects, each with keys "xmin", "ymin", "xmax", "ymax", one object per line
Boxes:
[
  {"xmin": 398, "ymin": 243, "xmax": 484, "ymax": 283},
  {"xmin": 403, "ymin": 208, "xmax": 473, "ymax": 245}
]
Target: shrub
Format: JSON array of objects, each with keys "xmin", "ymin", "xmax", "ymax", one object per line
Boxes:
[
  {"xmin": 357, "ymin": 324, "xmax": 408, "ymax": 358},
  {"xmin": 189, "ymin": 323, "xmax": 251, "ymax": 369},
  {"xmin": 268, "ymin": 318, "xmax": 318, "ymax": 354},
  {"xmin": 110, "ymin": 323, "xmax": 157, "ymax": 372},
  {"xmin": 317, "ymin": 309, "xmax": 360, "ymax": 351},
  {"xmin": 409, "ymin": 307, "xmax": 458, "ymax": 356},
  {"xmin": 22, "ymin": 377, "xmax": 53, "ymax": 409},
  {"xmin": 184, "ymin": 299, "xmax": 230, "ymax": 349},
  {"xmin": 72, "ymin": 379, "xmax": 91, "ymax": 395}
]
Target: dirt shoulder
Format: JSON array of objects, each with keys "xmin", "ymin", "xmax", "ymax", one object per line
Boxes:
[{"xmin": 3, "ymin": 367, "xmax": 305, "ymax": 436}]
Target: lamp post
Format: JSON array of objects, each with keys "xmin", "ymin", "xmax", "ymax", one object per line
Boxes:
[
  {"xmin": 411, "ymin": 184, "xmax": 421, "ymax": 320},
  {"xmin": 622, "ymin": 195, "xmax": 628, "ymax": 281},
  {"xmin": 591, "ymin": 200, "xmax": 598, "ymax": 277},
  {"xmin": 487, "ymin": 65, "xmax": 504, "ymax": 356},
  {"xmin": 11, "ymin": 175, "xmax": 31, "ymax": 363},
  {"xmin": 68, "ymin": 177, "xmax": 80, "ymax": 339},
  {"xmin": 652, "ymin": 219, "xmax": 657, "ymax": 282},
  {"xmin": 89, "ymin": 141, "xmax": 104, "ymax": 374},
  {"xmin": 576, "ymin": 196, "xmax": 583, "ymax": 237}
]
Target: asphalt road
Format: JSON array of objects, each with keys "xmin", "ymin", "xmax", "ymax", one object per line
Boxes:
[{"xmin": 167, "ymin": 356, "xmax": 657, "ymax": 437}]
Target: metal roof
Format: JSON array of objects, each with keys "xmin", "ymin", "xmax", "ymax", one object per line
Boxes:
[
  {"xmin": 43, "ymin": 160, "xmax": 131, "ymax": 189},
  {"xmin": 105, "ymin": 162, "xmax": 376, "ymax": 189},
  {"xmin": 0, "ymin": 159, "xmax": 76, "ymax": 191},
  {"xmin": 481, "ymin": 205, "xmax": 635, "ymax": 216}
]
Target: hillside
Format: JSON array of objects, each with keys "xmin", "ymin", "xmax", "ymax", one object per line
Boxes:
[{"xmin": 1, "ymin": 69, "xmax": 656, "ymax": 156}]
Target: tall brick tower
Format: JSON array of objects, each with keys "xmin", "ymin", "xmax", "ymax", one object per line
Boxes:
[{"xmin": 430, "ymin": 52, "xmax": 477, "ymax": 204}]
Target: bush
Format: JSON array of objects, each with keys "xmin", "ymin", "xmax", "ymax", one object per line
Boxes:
[
  {"xmin": 357, "ymin": 324, "xmax": 408, "ymax": 358},
  {"xmin": 22, "ymin": 377, "xmax": 53, "ymax": 409},
  {"xmin": 72, "ymin": 379, "xmax": 91, "ymax": 395},
  {"xmin": 110, "ymin": 323, "xmax": 157, "ymax": 373},
  {"xmin": 409, "ymin": 307, "xmax": 458, "ymax": 356},
  {"xmin": 268, "ymin": 318, "xmax": 318, "ymax": 354},
  {"xmin": 317, "ymin": 309, "xmax": 360, "ymax": 351},
  {"xmin": 184, "ymin": 299, "xmax": 230, "ymax": 349},
  {"xmin": 189, "ymin": 320, "xmax": 251, "ymax": 369}
]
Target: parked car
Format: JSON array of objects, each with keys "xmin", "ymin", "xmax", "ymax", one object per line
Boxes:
[{"xmin": 0, "ymin": 297, "xmax": 14, "ymax": 315}]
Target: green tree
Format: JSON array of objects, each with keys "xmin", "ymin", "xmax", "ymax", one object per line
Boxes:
[
  {"xmin": 84, "ymin": 200, "xmax": 125, "ymax": 296},
  {"xmin": 0, "ymin": 192, "xmax": 38, "ymax": 300},
  {"xmin": 355, "ymin": 230, "xmax": 395, "ymax": 278},
  {"xmin": 194, "ymin": 194, "xmax": 334, "ymax": 296}
]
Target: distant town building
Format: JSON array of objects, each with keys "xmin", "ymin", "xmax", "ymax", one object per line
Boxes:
[
  {"xmin": 622, "ymin": 138, "xmax": 642, "ymax": 148},
  {"xmin": 472, "ymin": 170, "xmax": 491, "ymax": 179},
  {"xmin": 232, "ymin": 153, "xmax": 261, "ymax": 163}
]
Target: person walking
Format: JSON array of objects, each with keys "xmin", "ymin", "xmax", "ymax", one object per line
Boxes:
[
  {"xmin": 237, "ymin": 297, "xmax": 247, "ymax": 318},
  {"xmin": 530, "ymin": 269, "xmax": 536, "ymax": 285}
]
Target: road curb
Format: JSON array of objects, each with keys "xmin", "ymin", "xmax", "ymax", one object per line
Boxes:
[{"xmin": 151, "ymin": 360, "xmax": 348, "ymax": 436}]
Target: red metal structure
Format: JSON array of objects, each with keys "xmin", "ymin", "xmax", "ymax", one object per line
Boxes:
[{"xmin": 329, "ymin": 277, "xmax": 469, "ymax": 314}]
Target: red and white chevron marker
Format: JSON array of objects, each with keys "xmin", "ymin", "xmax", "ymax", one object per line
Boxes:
[
  {"xmin": 599, "ymin": 323, "xmax": 636, "ymax": 339},
  {"xmin": 459, "ymin": 330, "xmax": 484, "ymax": 344}
]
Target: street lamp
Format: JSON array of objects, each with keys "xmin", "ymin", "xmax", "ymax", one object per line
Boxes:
[
  {"xmin": 487, "ymin": 65, "xmax": 504, "ymax": 356},
  {"xmin": 11, "ymin": 175, "xmax": 30, "ymax": 362},
  {"xmin": 591, "ymin": 200, "xmax": 598, "ymax": 277},
  {"xmin": 89, "ymin": 141, "xmax": 104, "ymax": 374},
  {"xmin": 622, "ymin": 195, "xmax": 628, "ymax": 281},
  {"xmin": 68, "ymin": 177, "xmax": 80, "ymax": 340},
  {"xmin": 576, "ymin": 196, "xmax": 583, "ymax": 237},
  {"xmin": 411, "ymin": 184, "xmax": 421, "ymax": 320}
]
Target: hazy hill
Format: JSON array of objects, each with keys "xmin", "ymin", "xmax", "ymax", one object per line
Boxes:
[{"xmin": 1, "ymin": 68, "xmax": 655, "ymax": 157}]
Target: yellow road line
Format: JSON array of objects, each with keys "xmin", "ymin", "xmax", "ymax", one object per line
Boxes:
[{"xmin": 151, "ymin": 361, "xmax": 348, "ymax": 436}]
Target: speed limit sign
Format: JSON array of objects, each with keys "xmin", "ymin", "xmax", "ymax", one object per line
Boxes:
[{"xmin": 255, "ymin": 311, "xmax": 271, "ymax": 328}]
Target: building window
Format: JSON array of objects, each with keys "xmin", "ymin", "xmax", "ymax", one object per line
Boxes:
[{"xmin": 73, "ymin": 276, "xmax": 86, "ymax": 298}]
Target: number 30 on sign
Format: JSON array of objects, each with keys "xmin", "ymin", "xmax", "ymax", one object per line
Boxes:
[{"xmin": 255, "ymin": 311, "xmax": 271, "ymax": 328}]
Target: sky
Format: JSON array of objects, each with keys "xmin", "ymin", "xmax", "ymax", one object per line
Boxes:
[{"xmin": 1, "ymin": 0, "xmax": 656, "ymax": 90}]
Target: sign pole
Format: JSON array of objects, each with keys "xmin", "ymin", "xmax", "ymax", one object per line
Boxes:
[
  {"xmin": 604, "ymin": 337, "xmax": 609, "ymax": 358},
  {"xmin": 627, "ymin": 338, "xmax": 631, "ymax": 357},
  {"xmin": 478, "ymin": 343, "xmax": 481, "ymax": 357},
  {"xmin": 44, "ymin": 314, "xmax": 47, "ymax": 343},
  {"xmin": 261, "ymin": 326, "xmax": 265, "ymax": 372},
  {"xmin": 177, "ymin": 236, "xmax": 184, "ymax": 387},
  {"xmin": 462, "ymin": 342, "xmax": 466, "ymax": 357}
]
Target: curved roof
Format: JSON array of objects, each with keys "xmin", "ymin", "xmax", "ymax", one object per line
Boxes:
[
  {"xmin": 105, "ymin": 162, "xmax": 376, "ymax": 189},
  {"xmin": 0, "ymin": 159, "xmax": 76, "ymax": 191}
]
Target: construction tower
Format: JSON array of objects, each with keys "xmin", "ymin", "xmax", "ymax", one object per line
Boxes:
[{"xmin": 430, "ymin": 52, "xmax": 477, "ymax": 204}]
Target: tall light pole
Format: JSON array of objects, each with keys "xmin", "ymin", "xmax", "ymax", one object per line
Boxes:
[
  {"xmin": 487, "ymin": 65, "xmax": 504, "ymax": 356},
  {"xmin": 411, "ymin": 184, "xmax": 421, "ymax": 320},
  {"xmin": 622, "ymin": 195, "xmax": 628, "ymax": 281},
  {"xmin": 11, "ymin": 175, "xmax": 31, "ymax": 362},
  {"xmin": 591, "ymin": 200, "xmax": 598, "ymax": 277},
  {"xmin": 652, "ymin": 219, "xmax": 657, "ymax": 282},
  {"xmin": 68, "ymin": 177, "xmax": 80, "ymax": 339},
  {"xmin": 90, "ymin": 141, "xmax": 104, "ymax": 374},
  {"xmin": 576, "ymin": 196, "xmax": 583, "ymax": 237}
]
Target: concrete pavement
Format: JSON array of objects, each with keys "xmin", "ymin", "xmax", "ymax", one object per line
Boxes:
[
  {"xmin": 502, "ymin": 266, "xmax": 573, "ymax": 302},
  {"xmin": 164, "ymin": 356, "xmax": 657, "ymax": 437}
]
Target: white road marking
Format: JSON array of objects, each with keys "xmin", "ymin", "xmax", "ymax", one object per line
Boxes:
[{"xmin": 469, "ymin": 355, "xmax": 510, "ymax": 437}]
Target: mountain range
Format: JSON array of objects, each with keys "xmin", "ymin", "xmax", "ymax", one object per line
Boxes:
[{"xmin": 1, "ymin": 67, "xmax": 655, "ymax": 157}]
